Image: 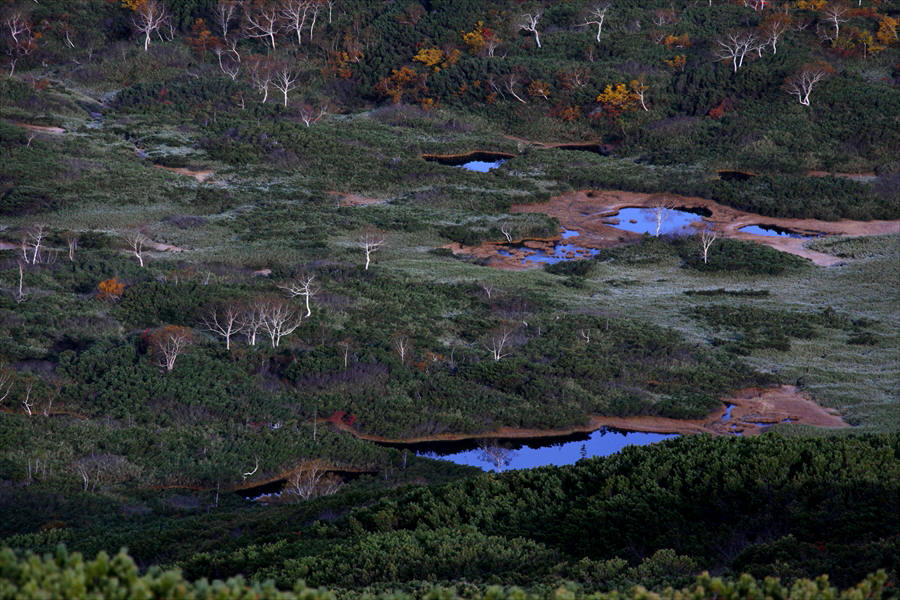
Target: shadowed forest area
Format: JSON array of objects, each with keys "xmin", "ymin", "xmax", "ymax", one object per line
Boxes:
[{"xmin": 0, "ymin": 0, "xmax": 898, "ymax": 597}]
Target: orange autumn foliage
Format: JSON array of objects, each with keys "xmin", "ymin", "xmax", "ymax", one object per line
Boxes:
[{"xmin": 97, "ymin": 278, "xmax": 125, "ymax": 301}]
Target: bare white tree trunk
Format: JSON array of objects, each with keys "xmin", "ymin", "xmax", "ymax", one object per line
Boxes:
[
  {"xmin": 122, "ymin": 230, "xmax": 148, "ymax": 268},
  {"xmin": 245, "ymin": 4, "xmax": 279, "ymax": 49},
  {"xmin": 699, "ymin": 228, "xmax": 717, "ymax": 264},
  {"xmin": 716, "ymin": 31, "xmax": 757, "ymax": 73},
  {"xmin": 581, "ymin": 4, "xmax": 609, "ymax": 43},
  {"xmin": 260, "ymin": 299, "xmax": 303, "ymax": 347},
  {"xmin": 279, "ymin": 275, "xmax": 318, "ymax": 317},
  {"xmin": 242, "ymin": 456, "xmax": 259, "ymax": 481},
  {"xmin": 202, "ymin": 304, "xmax": 245, "ymax": 350},
  {"xmin": 133, "ymin": 0, "xmax": 169, "ymax": 52},
  {"xmin": 520, "ymin": 12, "xmax": 542, "ymax": 48},
  {"xmin": 65, "ymin": 231, "xmax": 78, "ymax": 262},
  {"xmin": 358, "ymin": 231, "xmax": 385, "ymax": 270},
  {"xmin": 25, "ymin": 224, "xmax": 45, "ymax": 265},
  {"xmin": 784, "ymin": 66, "xmax": 830, "ymax": 106},
  {"xmin": 273, "ymin": 66, "xmax": 298, "ymax": 107}
]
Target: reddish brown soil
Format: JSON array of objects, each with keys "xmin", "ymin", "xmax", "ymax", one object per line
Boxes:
[
  {"xmin": 326, "ymin": 385, "xmax": 848, "ymax": 444},
  {"xmin": 327, "ymin": 191, "xmax": 385, "ymax": 207},
  {"xmin": 13, "ymin": 122, "xmax": 65, "ymax": 134},
  {"xmin": 807, "ymin": 170, "xmax": 878, "ymax": 182},
  {"xmin": 232, "ymin": 461, "xmax": 376, "ymax": 492},
  {"xmin": 421, "ymin": 150, "xmax": 516, "ymax": 161},
  {"xmin": 446, "ymin": 189, "xmax": 899, "ymax": 268},
  {"xmin": 153, "ymin": 165, "xmax": 214, "ymax": 182}
]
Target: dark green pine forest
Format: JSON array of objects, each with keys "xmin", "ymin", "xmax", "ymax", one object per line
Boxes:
[{"xmin": 0, "ymin": 0, "xmax": 898, "ymax": 597}]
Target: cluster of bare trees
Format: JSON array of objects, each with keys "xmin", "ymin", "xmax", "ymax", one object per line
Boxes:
[
  {"xmin": 0, "ymin": 366, "xmax": 60, "ymax": 417},
  {"xmin": 284, "ymin": 460, "xmax": 342, "ymax": 500},
  {"xmin": 5, "ymin": 225, "xmax": 79, "ymax": 304},
  {"xmin": 3, "ymin": 10, "xmax": 36, "ymax": 76},
  {"xmin": 202, "ymin": 296, "xmax": 306, "ymax": 350}
]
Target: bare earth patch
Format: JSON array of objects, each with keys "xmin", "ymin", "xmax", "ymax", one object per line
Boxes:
[
  {"xmin": 445, "ymin": 189, "xmax": 899, "ymax": 268},
  {"xmin": 326, "ymin": 385, "xmax": 848, "ymax": 444},
  {"xmin": 13, "ymin": 122, "xmax": 65, "ymax": 134},
  {"xmin": 326, "ymin": 191, "xmax": 385, "ymax": 207},
  {"xmin": 153, "ymin": 165, "xmax": 215, "ymax": 183},
  {"xmin": 807, "ymin": 170, "xmax": 878, "ymax": 183}
]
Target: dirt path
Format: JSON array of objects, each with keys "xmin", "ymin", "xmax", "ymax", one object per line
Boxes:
[
  {"xmin": 13, "ymin": 122, "xmax": 65, "ymax": 134},
  {"xmin": 325, "ymin": 385, "xmax": 848, "ymax": 444},
  {"xmin": 447, "ymin": 189, "xmax": 899, "ymax": 268},
  {"xmin": 153, "ymin": 165, "xmax": 214, "ymax": 183}
]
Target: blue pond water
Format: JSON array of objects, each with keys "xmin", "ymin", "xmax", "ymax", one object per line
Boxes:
[
  {"xmin": 739, "ymin": 225, "xmax": 812, "ymax": 238},
  {"xmin": 414, "ymin": 428, "xmax": 677, "ymax": 472},
  {"xmin": 458, "ymin": 159, "xmax": 506, "ymax": 172},
  {"xmin": 498, "ymin": 228, "xmax": 600, "ymax": 265},
  {"xmin": 607, "ymin": 207, "xmax": 706, "ymax": 236},
  {"xmin": 722, "ymin": 403, "xmax": 734, "ymax": 421}
]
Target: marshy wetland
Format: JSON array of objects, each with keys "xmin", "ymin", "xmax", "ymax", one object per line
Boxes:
[{"xmin": 1, "ymin": 0, "xmax": 898, "ymax": 595}]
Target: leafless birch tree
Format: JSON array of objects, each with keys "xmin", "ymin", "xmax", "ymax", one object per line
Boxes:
[
  {"xmin": 698, "ymin": 227, "xmax": 717, "ymax": 264},
  {"xmin": 820, "ymin": 3, "xmax": 848, "ymax": 42},
  {"xmin": 133, "ymin": 0, "xmax": 170, "ymax": 52},
  {"xmin": 215, "ymin": 0, "xmax": 240, "ymax": 40},
  {"xmin": 485, "ymin": 325, "xmax": 516, "ymax": 361},
  {"xmin": 298, "ymin": 104, "xmax": 327, "ymax": 127},
  {"xmin": 122, "ymin": 230, "xmax": 148, "ymax": 268},
  {"xmin": 240, "ymin": 300, "xmax": 266, "ymax": 346},
  {"xmin": 261, "ymin": 298, "xmax": 303, "ymax": 347},
  {"xmin": 272, "ymin": 64, "xmax": 298, "ymax": 106},
  {"xmin": 715, "ymin": 31, "xmax": 757, "ymax": 73},
  {"xmin": 520, "ymin": 12, "xmax": 542, "ymax": 48},
  {"xmin": 202, "ymin": 304, "xmax": 244, "ymax": 350},
  {"xmin": 24, "ymin": 224, "xmax": 45, "ymax": 265},
  {"xmin": 581, "ymin": 4, "xmax": 610, "ymax": 42},
  {"xmin": 784, "ymin": 64, "xmax": 831, "ymax": 106},
  {"xmin": 391, "ymin": 332, "xmax": 411, "ymax": 364},
  {"xmin": 244, "ymin": 1, "xmax": 280, "ymax": 49},
  {"xmin": 64, "ymin": 231, "xmax": 78, "ymax": 262},
  {"xmin": 148, "ymin": 326, "xmax": 193, "ymax": 372},
  {"xmin": 4, "ymin": 12, "xmax": 36, "ymax": 76},
  {"xmin": 357, "ymin": 230, "xmax": 385, "ymax": 270},
  {"xmin": 285, "ymin": 460, "xmax": 342, "ymax": 500},
  {"xmin": 279, "ymin": 274, "xmax": 318, "ymax": 317}
]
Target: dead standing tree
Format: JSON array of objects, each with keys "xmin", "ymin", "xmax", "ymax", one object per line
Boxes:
[
  {"xmin": 122, "ymin": 230, "xmax": 149, "ymax": 268},
  {"xmin": 279, "ymin": 275, "xmax": 318, "ymax": 317},
  {"xmin": 285, "ymin": 460, "xmax": 342, "ymax": 500},
  {"xmin": 357, "ymin": 230, "xmax": 385, "ymax": 270},
  {"xmin": 132, "ymin": 0, "xmax": 170, "ymax": 52},
  {"xmin": 201, "ymin": 304, "xmax": 245, "ymax": 350},
  {"xmin": 581, "ymin": 3, "xmax": 611, "ymax": 43},
  {"xmin": 145, "ymin": 326, "xmax": 193, "ymax": 372},
  {"xmin": 519, "ymin": 12, "xmax": 542, "ymax": 48},
  {"xmin": 698, "ymin": 227, "xmax": 718, "ymax": 264}
]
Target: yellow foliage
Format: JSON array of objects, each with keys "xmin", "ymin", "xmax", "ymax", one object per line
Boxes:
[
  {"xmin": 413, "ymin": 48, "xmax": 444, "ymax": 68},
  {"xmin": 596, "ymin": 83, "xmax": 639, "ymax": 111},
  {"xmin": 462, "ymin": 22, "xmax": 486, "ymax": 52},
  {"xmin": 665, "ymin": 55, "xmax": 687, "ymax": 71},
  {"xmin": 663, "ymin": 34, "xmax": 691, "ymax": 49},
  {"xmin": 120, "ymin": 0, "xmax": 147, "ymax": 10},
  {"xmin": 795, "ymin": 0, "xmax": 825, "ymax": 9},
  {"xmin": 875, "ymin": 16, "xmax": 897, "ymax": 46}
]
